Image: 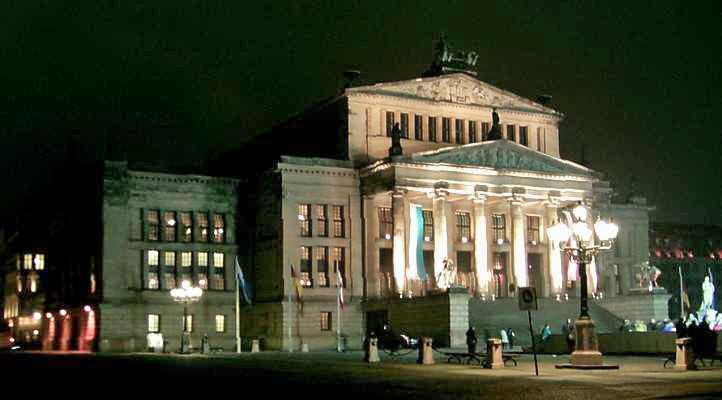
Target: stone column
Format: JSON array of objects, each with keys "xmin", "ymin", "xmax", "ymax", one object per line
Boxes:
[
  {"xmin": 392, "ymin": 189, "xmax": 406, "ymax": 295},
  {"xmin": 432, "ymin": 183, "xmax": 449, "ymax": 288},
  {"xmin": 510, "ymin": 191, "xmax": 527, "ymax": 289},
  {"xmin": 546, "ymin": 194, "xmax": 563, "ymax": 295},
  {"xmin": 472, "ymin": 185, "xmax": 489, "ymax": 295}
]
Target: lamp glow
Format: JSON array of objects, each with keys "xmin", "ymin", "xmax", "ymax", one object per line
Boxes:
[
  {"xmin": 84, "ymin": 305, "xmax": 91, "ymax": 312},
  {"xmin": 46, "ymin": 313, "xmax": 53, "ymax": 319},
  {"xmin": 59, "ymin": 309, "xmax": 67, "ymax": 317},
  {"xmin": 572, "ymin": 203, "xmax": 588, "ymax": 221},
  {"xmin": 32, "ymin": 312, "xmax": 41, "ymax": 320}
]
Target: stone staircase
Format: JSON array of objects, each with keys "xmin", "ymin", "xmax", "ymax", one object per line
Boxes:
[{"xmin": 469, "ymin": 297, "xmax": 624, "ymax": 347}]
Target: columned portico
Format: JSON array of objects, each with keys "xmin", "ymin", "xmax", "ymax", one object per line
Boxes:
[
  {"xmin": 392, "ymin": 189, "xmax": 406, "ymax": 295},
  {"xmin": 472, "ymin": 185, "xmax": 489, "ymax": 295},
  {"xmin": 432, "ymin": 183, "xmax": 449, "ymax": 288},
  {"xmin": 510, "ymin": 190, "xmax": 527, "ymax": 289}
]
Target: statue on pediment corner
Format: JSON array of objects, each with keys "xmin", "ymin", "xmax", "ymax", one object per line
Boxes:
[
  {"xmin": 486, "ymin": 109, "xmax": 503, "ymax": 140},
  {"xmin": 388, "ymin": 123, "xmax": 403, "ymax": 157}
]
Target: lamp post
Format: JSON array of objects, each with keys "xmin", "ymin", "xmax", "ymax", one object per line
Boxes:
[
  {"xmin": 547, "ymin": 202, "xmax": 618, "ymax": 368},
  {"xmin": 170, "ymin": 280, "xmax": 203, "ymax": 353}
]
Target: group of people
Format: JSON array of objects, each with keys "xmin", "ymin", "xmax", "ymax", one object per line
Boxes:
[
  {"xmin": 464, "ymin": 326, "xmax": 517, "ymax": 354},
  {"xmin": 618, "ymin": 318, "xmax": 677, "ymax": 333}
]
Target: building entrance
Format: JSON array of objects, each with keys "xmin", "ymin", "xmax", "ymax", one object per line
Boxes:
[{"xmin": 527, "ymin": 253, "xmax": 543, "ymax": 295}]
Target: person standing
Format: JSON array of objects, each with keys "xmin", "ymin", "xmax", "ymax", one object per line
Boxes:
[
  {"xmin": 500, "ymin": 328, "xmax": 509, "ymax": 350},
  {"xmin": 565, "ymin": 319, "xmax": 575, "ymax": 354},
  {"xmin": 507, "ymin": 328, "xmax": 516, "ymax": 349},
  {"xmin": 466, "ymin": 326, "xmax": 478, "ymax": 354}
]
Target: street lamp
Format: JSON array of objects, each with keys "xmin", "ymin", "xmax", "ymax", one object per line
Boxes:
[
  {"xmin": 170, "ymin": 280, "xmax": 203, "ymax": 353},
  {"xmin": 547, "ymin": 202, "xmax": 618, "ymax": 367}
]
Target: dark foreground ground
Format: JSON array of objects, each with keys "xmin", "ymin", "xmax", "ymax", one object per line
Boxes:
[{"xmin": 2, "ymin": 350, "xmax": 721, "ymax": 399}]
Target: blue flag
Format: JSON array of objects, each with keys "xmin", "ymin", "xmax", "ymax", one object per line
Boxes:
[{"xmin": 235, "ymin": 256, "xmax": 253, "ymax": 306}]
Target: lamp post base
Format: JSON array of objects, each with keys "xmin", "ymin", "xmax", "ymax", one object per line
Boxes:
[{"xmin": 555, "ymin": 317, "xmax": 619, "ymax": 370}]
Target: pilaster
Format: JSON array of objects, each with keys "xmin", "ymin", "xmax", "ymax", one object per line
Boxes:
[{"xmin": 472, "ymin": 185, "xmax": 489, "ymax": 295}]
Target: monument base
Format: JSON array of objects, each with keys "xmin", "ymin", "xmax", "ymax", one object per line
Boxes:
[{"xmin": 555, "ymin": 317, "xmax": 619, "ymax": 370}]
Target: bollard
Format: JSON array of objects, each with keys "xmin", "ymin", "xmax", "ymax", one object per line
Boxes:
[
  {"xmin": 486, "ymin": 338, "xmax": 503, "ymax": 368},
  {"xmin": 302, "ymin": 343, "xmax": 309, "ymax": 352},
  {"xmin": 417, "ymin": 337, "xmax": 434, "ymax": 365},
  {"xmin": 201, "ymin": 334, "xmax": 210, "ymax": 354},
  {"xmin": 675, "ymin": 338, "xmax": 694, "ymax": 370},
  {"xmin": 251, "ymin": 339, "xmax": 260, "ymax": 353},
  {"xmin": 365, "ymin": 337, "xmax": 380, "ymax": 363}
]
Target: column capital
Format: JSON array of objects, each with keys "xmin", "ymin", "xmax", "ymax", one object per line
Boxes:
[
  {"xmin": 471, "ymin": 185, "xmax": 489, "ymax": 203},
  {"xmin": 392, "ymin": 188, "xmax": 407, "ymax": 198},
  {"xmin": 546, "ymin": 190, "xmax": 561, "ymax": 207},
  {"xmin": 432, "ymin": 182, "xmax": 449, "ymax": 200},
  {"xmin": 510, "ymin": 187, "xmax": 525, "ymax": 205}
]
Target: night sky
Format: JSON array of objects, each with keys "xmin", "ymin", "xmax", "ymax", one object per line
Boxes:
[{"xmin": 0, "ymin": 1, "xmax": 720, "ymax": 226}]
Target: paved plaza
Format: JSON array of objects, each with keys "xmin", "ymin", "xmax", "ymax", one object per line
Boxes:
[{"xmin": 2, "ymin": 350, "xmax": 721, "ymax": 399}]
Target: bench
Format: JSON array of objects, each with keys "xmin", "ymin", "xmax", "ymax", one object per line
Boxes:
[{"xmin": 444, "ymin": 352, "xmax": 518, "ymax": 366}]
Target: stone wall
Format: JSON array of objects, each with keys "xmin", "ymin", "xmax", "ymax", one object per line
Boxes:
[{"xmin": 597, "ymin": 293, "xmax": 671, "ymax": 323}]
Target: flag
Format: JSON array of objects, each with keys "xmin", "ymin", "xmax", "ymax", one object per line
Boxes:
[
  {"xmin": 408, "ymin": 204, "xmax": 427, "ymax": 281},
  {"xmin": 709, "ymin": 267, "xmax": 716, "ymax": 310},
  {"xmin": 290, "ymin": 264, "xmax": 303, "ymax": 310},
  {"xmin": 337, "ymin": 269, "xmax": 345, "ymax": 310},
  {"xmin": 235, "ymin": 256, "xmax": 253, "ymax": 306},
  {"xmin": 679, "ymin": 266, "xmax": 690, "ymax": 314}
]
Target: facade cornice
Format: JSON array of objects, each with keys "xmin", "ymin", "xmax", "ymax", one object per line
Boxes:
[
  {"xmin": 127, "ymin": 171, "xmax": 239, "ymax": 187},
  {"xmin": 277, "ymin": 163, "xmax": 358, "ymax": 178}
]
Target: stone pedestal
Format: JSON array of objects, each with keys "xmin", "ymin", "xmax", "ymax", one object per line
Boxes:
[
  {"xmin": 486, "ymin": 338, "xmax": 503, "ymax": 368},
  {"xmin": 417, "ymin": 337, "xmax": 434, "ymax": 365},
  {"xmin": 366, "ymin": 338, "xmax": 380, "ymax": 363},
  {"xmin": 556, "ymin": 317, "xmax": 619, "ymax": 369},
  {"xmin": 251, "ymin": 339, "xmax": 260, "ymax": 353},
  {"xmin": 675, "ymin": 338, "xmax": 694, "ymax": 370}
]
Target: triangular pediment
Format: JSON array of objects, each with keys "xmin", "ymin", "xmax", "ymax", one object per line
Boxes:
[
  {"xmin": 347, "ymin": 73, "xmax": 558, "ymax": 115},
  {"xmin": 399, "ymin": 140, "xmax": 595, "ymax": 176}
]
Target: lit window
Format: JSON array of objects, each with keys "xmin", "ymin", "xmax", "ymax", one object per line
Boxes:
[
  {"xmin": 422, "ymin": 210, "xmax": 434, "ymax": 241},
  {"xmin": 492, "ymin": 214, "xmax": 506, "ymax": 243},
  {"xmin": 90, "ymin": 273, "xmax": 96, "ymax": 294},
  {"xmin": 527, "ymin": 215, "xmax": 540, "ymax": 244},
  {"xmin": 456, "ymin": 212, "xmax": 471, "ymax": 242},
  {"xmin": 378, "ymin": 207, "xmax": 392, "ymax": 239},
  {"xmin": 215, "ymin": 315, "xmax": 226, "ymax": 333},
  {"xmin": 320, "ymin": 312, "xmax": 331, "ymax": 331},
  {"xmin": 164, "ymin": 211, "xmax": 177, "ymax": 242},
  {"xmin": 181, "ymin": 212, "xmax": 193, "ymax": 242},
  {"xmin": 212, "ymin": 213, "xmax": 225, "ymax": 243},
  {"xmin": 316, "ymin": 205, "xmax": 328, "ymax": 237},
  {"xmin": 147, "ymin": 272, "xmax": 159, "ymax": 290},
  {"xmin": 212, "ymin": 272, "xmax": 225, "ymax": 290},
  {"xmin": 332, "ymin": 205, "xmax": 345, "ymax": 238},
  {"xmin": 164, "ymin": 272, "xmax": 176, "ymax": 290},
  {"xmin": 17, "ymin": 276, "xmax": 22, "ymax": 293},
  {"xmin": 147, "ymin": 210, "xmax": 160, "ymax": 241},
  {"xmin": 148, "ymin": 314, "xmax": 160, "ymax": 333},
  {"xmin": 213, "ymin": 253, "xmax": 224, "ymax": 268},
  {"xmin": 400, "ymin": 113, "xmax": 409, "ymax": 138},
  {"xmin": 333, "ymin": 247, "xmax": 346, "ymax": 288},
  {"xmin": 198, "ymin": 252, "xmax": 208, "ymax": 267},
  {"xmin": 300, "ymin": 246, "xmax": 313, "ymax": 288},
  {"xmin": 148, "ymin": 250, "xmax": 159, "ymax": 266},
  {"xmin": 317, "ymin": 247, "xmax": 329, "ymax": 287},
  {"xmin": 28, "ymin": 273, "xmax": 38, "ymax": 293},
  {"xmin": 185, "ymin": 315, "xmax": 193, "ymax": 332},
  {"xmin": 198, "ymin": 212, "xmax": 209, "ymax": 242},
  {"xmin": 298, "ymin": 204, "xmax": 311, "ymax": 237},
  {"xmin": 164, "ymin": 251, "xmax": 176, "ymax": 266},
  {"xmin": 181, "ymin": 252, "xmax": 192, "ymax": 267},
  {"xmin": 24, "ymin": 254, "xmax": 32, "ymax": 270},
  {"xmin": 197, "ymin": 273, "xmax": 208, "ymax": 290},
  {"xmin": 34, "ymin": 254, "xmax": 45, "ymax": 270}
]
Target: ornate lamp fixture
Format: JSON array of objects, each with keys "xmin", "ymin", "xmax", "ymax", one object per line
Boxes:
[{"xmin": 170, "ymin": 280, "xmax": 203, "ymax": 353}]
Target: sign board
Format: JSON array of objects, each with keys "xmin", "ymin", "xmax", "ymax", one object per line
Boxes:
[{"xmin": 518, "ymin": 287, "xmax": 538, "ymax": 311}]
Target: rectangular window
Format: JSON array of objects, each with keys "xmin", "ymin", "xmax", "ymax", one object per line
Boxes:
[
  {"xmin": 198, "ymin": 252, "xmax": 208, "ymax": 267},
  {"xmin": 23, "ymin": 254, "xmax": 32, "ymax": 270},
  {"xmin": 185, "ymin": 315, "xmax": 193, "ymax": 333},
  {"xmin": 414, "ymin": 115, "xmax": 423, "ymax": 140},
  {"xmin": 519, "ymin": 126, "xmax": 528, "ymax": 146},
  {"xmin": 527, "ymin": 215, "xmax": 540, "ymax": 244},
  {"xmin": 198, "ymin": 212, "xmax": 209, "ymax": 242},
  {"xmin": 428, "ymin": 117, "xmax": 437, "ymax": 142},
  {"xmin": 333, "ymin": 247, "xmax": 346, "ymax": 288},
  {"xmin": 213, "ymin": 252, "xmax": 224, "ymax": 268},
  {"xmin": 422, "ymin": 210, "xmax": 434, "ymax": 241},
  {"xmin": 212, "ymin": 213, "xmax": 225, "ymax": 243},
  {"xmin": 33, "ymin": 254, "xmax": 45, "ymax": 270},
  {"xmin": 317, "ymin": 247, "xmax": 329, "ymax": 287},
  {"xmin": 148, "ymin": 314, "xmax": 160, "ymax": 333},
  {"xmin": 181, "ymin": 251, "xmax": 192, "ymax": 267},
  {"xmin": 400, "ymin": 113, "xmax": 409, "ymax": 139},
  {"xmin": 197, "ymin": 272, "xmax": 208, "ymax": 289},
  {"xmin": 442, "ymin": 117, "xmax": 451, "ymax": 143},
  {"xmin": 506, "ymin": 125, "xmax": 516, "ymax": 142},
  {"xmin": 320, "ymin": 312, "xmax": 331, "ymax": 331},
  {"xmin": 316, "ymin": 205, "xmax": 328, "ymax": 237},
  {"xmin": 300, "ymin": 246, "xmax": 313, "ymax": 287},
  {"xmin": 164, "ymin": 272, "xmax": 176, "ymax": 290},
  {"xmin": 164, "ymin": 211, "xmax": 177, "ymax": 242},
  {"xmin": 215, "ymin": 315, "xmax": 226, "ymax": 333},
  {"xmin": 181, "ymin": 271, "xmax": 192, "ymax": 285},
  {"xmin": 212, "ymin": 271, "xmax": 225, "ymax": 290},
  {"xmin": 537, "ymin": 127, "xmax": 546, "ymax": 152},
  {"xmin": 298, "ymin": 204, "xmax": 311, "ymax": 237},
  {"xmin": 181, "ymin": 212, "xmax": 193, "ymax": 242},
  {"xmin": 332, "ymin": 205, "xmax": 345, "ymax": 238},
  {"xmin": 147, "ymin": 271, "xmax": 159, "ymax": 290},
  {"xmin": 455, "ymin": 119, "xmax": 464, "ymax": 144},
  {"xmin": 481, "ymin": 122, "xmax": 490, "ymax": 141},
  {"xmin": 148, "ymin": 250, "xmax": 159, "ymax": 266},
  {"xmin": 457, "ymin": 251, "xmax": 472, "ymax": 274},
  {"xmin": 456, "ymin": 212, "xmax": 471, "ymax": 242},
  {"xmin": 468, "ymin": 121, "xmax": 477, "ymax": 143},
  {"xmin": 147, "ymin": 210, "xmax": 159, "ymax": 241},
  {"xmin": 164, "ymin": 251, "xmax": 176, "ymax": 266},
  {"xmin": 491, "ymin": 214, "xmax": 506, "ymax": 243},
  {"xmin": 378, "ymin": 207, "xmax": 393, "ymax": 239},
  {"xmin": 386, "ymin": 111, "xmax": 395, "ymax": 137}
]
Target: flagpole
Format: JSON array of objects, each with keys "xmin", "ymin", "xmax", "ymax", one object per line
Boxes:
[
  {"xmin": 679, "ymin": 266, "xmax": 684, "ymax": 321},
  {"xmin": 236, "ymin": 263, "xmax": 241, "ymax": 354},
  {"xmin": 336, "ymin": 261, "xmax": 342, "ymax": 352}
]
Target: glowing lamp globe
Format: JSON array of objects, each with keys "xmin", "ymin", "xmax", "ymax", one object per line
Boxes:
[
  {"xmin": 547, "ymin": 221, "xmax": 570, "ymax": 243},
  {"xmin": 572, "ymin": 203, "xmax": 588, "ymax": 222}
]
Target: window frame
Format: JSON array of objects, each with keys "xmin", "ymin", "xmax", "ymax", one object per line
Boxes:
[
  {"xmin": 428, "ymin": 117, "xmax": 437, "ymax": 142},
  {"xmin": 386, "ymin": 111, "xmax": 395, "ymax": 137},
  {"xmin": 378, "ymin": 207, "xmax": 393, "ymax": 239},
  {"xmin": 455, "ymin": 118, "xmax": 464, "ymax": 144},
  {"xmin": 215, "ymin": 315, "xmax": 226, "ymax": 333},
  {"xmin": 146, "ymin": 210, "xmax": 160, "ymax": 241},
  {"xmin": 468, "ymin": 121, "xmax": 477, "ymax": 143},
  {"xmin": 422, "ymin": 210, "xmax": 434, "ymax": 242},
  {"xmin": 414, "ymin": 115, "xmax": 423, "ymax": 140},
  {"xmin": 506, "ymin": 125, "xmax": 516, "ymax": 142},
  {"xmin": 332, "ymin": 205, "xmax": 345, "ymax": 238},
  {"xmin": 320, "ymin": 311, "xmax": 332, "ymax": 331},
  {"xmin": 519, "ymin": 126, "xmax": 528, "ymax": 146},
  {"xmin": 148, "ymin": 314, "xmax": 160, "ymax": 333},
  {"xmin": 491, "ymin": 213, "xmax": 506, "ymax": 243},
  {"xmin": 316, "ymin": 204, "xmax": 328, "ymax": 237},
  {"xmin": 400, "ymin": 113, "xmax": 409, "ymax": 139},
  {"xmin": 526, "ymin": 215, "xmax": 541, "ymax": 244},
  {"xmin": 456, "ymin": 211, "xmax": 471, "ymax": 242},
  {"xmin": 298, "ymin": 204, "xmax": 312, "ymax": 237},
  {"xmin": 442, "ymin": 117, "xmax": 451, "ymax": 143}
]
